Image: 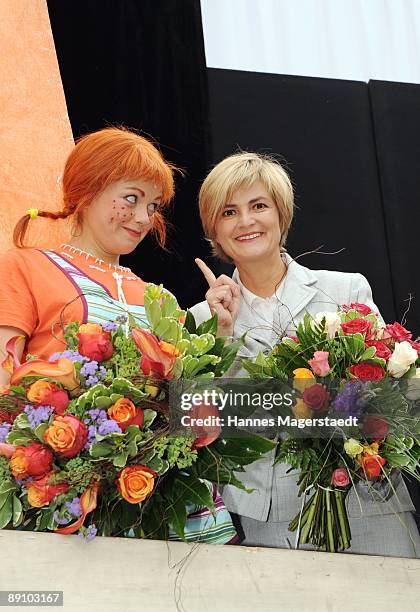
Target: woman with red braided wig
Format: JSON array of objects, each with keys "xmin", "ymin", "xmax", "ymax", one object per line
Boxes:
[
  {"xmin": 0, "ymin": 126, "xmax": 238, "ymax": 545},
  {"xmin": 0, "ymin": 126, "xmax": 175, "ymax": 382}
]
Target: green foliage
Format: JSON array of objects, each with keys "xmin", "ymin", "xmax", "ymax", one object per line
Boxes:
[{"xmin": 103, "ymin": 331, "xmax": 142, "ymax": 379}]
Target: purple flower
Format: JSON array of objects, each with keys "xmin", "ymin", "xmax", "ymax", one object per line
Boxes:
[
  {"xmin": 103, "ymin": 322, "xmax": 118, "ymax": 331},
  {"xmin": 86, "ymin": 524, "xmax": 97, "ymax": 541},
  {"xmin": 78, "ymin": 524, "xmax": 97, "ymax": 542},
  {"xmin": 49, "ymin": 350, "xmax": 87, "ymax": 363},
  {"xmin": 80, "ymin": 360, "xmax": 107, "ymax": 387},
  {"xmin": 65, "ymin": 497, "xmax": 82, "ymax": 517},
  {"xmin": 116, "ymin": 314, "xmax": 128, "ymax": 324},
  {"xmin": 80, "ymin": 361, "xmax": 99, "ymax": 377},
  {"xmin": 54, "ymin": 511, "xmax": 70, "ymax": 526},
  {"xmin": 0, "ymin": 422, "xmax": 11, "ymax": 443},
  {"xmin": 85, "ymin": 376, "xmax": 99, "ymax": 387},
  {"xmin": 332, "ymin": 381, "xmax": 368, "ymax": 418},
  {"xmin": 23, "ymin": 405, "xmax": 53, "ymax": 429},
  {"xmin": 97, "ymin": 420, "xmax": 122, "ymax": 436}
]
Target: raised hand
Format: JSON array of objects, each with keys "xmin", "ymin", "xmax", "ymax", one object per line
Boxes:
[{"xmin": 195, "ymin": 258, "xmax": 241, "ymax": 337}]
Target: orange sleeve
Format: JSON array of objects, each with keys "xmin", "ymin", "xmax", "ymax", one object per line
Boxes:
[{"xmin": 0, "ymin": 249, "xmax": 38, "ymax": 335}]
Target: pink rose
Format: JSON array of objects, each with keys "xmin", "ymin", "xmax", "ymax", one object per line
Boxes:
[
  {"xmin": 332, "ymin": 468, "xmax": 350, "ymax": 487},
  {"xmin": 308, "ymin": 351, "xmax": 331, "ymax": 377}
]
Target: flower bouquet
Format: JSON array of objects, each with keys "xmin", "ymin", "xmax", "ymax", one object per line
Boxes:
[
  {"xmin": 243, "ymin": 303, "xmax": 420, "ymax": 552},
  {"xmin": 0, "ymin": 284, "xmax": 274, "ymax": 542}
]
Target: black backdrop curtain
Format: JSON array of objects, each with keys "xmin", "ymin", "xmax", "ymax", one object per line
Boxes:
[
  {"xmin": 47, "ymin": 0, "xmax": 211, "ymax": 308},
  {"xmin": 206, "ymin": 68, "xmax": 396, "ymax": 324}
]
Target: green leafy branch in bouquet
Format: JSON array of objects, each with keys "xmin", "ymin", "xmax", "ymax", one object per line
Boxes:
[
  {"xmin": 69, "ymin": 379, "xmax": 148, "ymax": 421},
  {"xmin": 103, "ymin": 330, "xmax": 142, "ymax": 379},
  {"xmin": 6, "ymin": 411, "xmax": 53, "ymax": 447},
  {"xmin": 268, "ymin": 313, "xmax": 386, "ymax": 379},
  {"xmin": 0, "ymin": 463, "xmax": 21, "ymax": 529}
]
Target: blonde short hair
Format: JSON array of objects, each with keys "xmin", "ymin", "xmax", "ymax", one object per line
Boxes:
[{"xmin": 199, "ymin": 152, "xmax": 294, "ymax": 262}]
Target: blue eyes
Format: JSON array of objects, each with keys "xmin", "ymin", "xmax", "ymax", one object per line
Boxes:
[{"xmin": 222, "ymin": 202, "xmax": 268, "ymax": 217}]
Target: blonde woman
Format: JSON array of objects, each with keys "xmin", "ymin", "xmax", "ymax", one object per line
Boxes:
[{"xmin": 190, "ymin": 152, "xmax": 419, "ymax": 557}]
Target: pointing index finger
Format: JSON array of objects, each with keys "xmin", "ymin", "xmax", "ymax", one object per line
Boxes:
[{"xmin": 195, "ymin": 258, "xmax": 217, "ymax": 287}]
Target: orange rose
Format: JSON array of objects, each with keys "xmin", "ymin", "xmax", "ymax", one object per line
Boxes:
[
  {"xmin": 116, "ymin": 465, "xmax": 156, "ymax": 504},
  {"xmin": 44, "ymin": 415, "xmax": 87, "ymax": 458},
  {"xmin": 78, "ymin": 323, "xmax": 103, "ymax": 334},
  {"xmin": 360, "ymin": 453, "xmax": 386, "ymax": 480},
  {"xmin": 10, "ymin": 442, "xmax": 53, "ymax": 479},
  {"xmin": 27, "ymin": 380, "xmax": 69, "ymax": 415},
  {"xmin": 77, "ymin": 323, "xmax": 113, "ymax": 362},
  {"xmin": 27, "ymin": 471, "xmax": 68, "ymax": 507},
  {"xmin": 107, "ymin": 398, "xmax": 144, "ymax": 432}
]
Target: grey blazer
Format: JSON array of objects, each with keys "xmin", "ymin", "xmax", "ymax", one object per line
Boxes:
[{"xmin": 189, "ymin": 255, "xmax": 415, "ymax": 521}]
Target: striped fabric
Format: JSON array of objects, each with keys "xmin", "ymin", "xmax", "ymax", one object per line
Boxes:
[
  {"xmin": 43, "ymin": 250, "xmax": 148, "ymax": 327},
  {"xmin": 169, "ymin": 484, "xmax": 238, "ymax": 544},
  {"xmin": 43, "ymin": 250, "xmax": 237, "ymax": 545}
]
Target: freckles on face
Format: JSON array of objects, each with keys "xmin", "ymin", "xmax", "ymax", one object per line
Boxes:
[{"xmin": 109, "ymin": 200, "xmax": 134, "ymax": 224}]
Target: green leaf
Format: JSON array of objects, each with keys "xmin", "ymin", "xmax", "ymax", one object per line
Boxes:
[
  {"xmin": 166, "ymin": 493, "xmax": 188, "ymax": 540},
  {"xmin": 12, "ymin": 495, "xmax": 23, "ymax": 527},
  {"xmin": 113, "ymin": 452, "xmax": 129, "ymax": 468},
  {"xmin": 146, "ymin": 456, "xmax": 169, "ymax": 475},
  {"xmin": 89, "ymin": 442, "xmax": 115, "ymax": 459},
  {"xmin": 95, "ymin": 396, "xmax": 113, "ymax": 409},
  {"xmin": 211, "ymin": 436, "xmax": 276, "ymax": 467},
  {"xmin": 146, "ymin": 299, "xmax": 162, "ymax": 328},
  {"xmin": 215, "ymin": 337, "xmax": 245, "ymax": 377},
  {"xmin": 183, "ymin": 356, "xmax": 200, "ymax": 377},
  {"xmin": 189, "ymin": 334, "xmax": 215, "ymax": 356},
  {"xmin": 196, "ymin": 314, "xmax": 218, "ymax": 336},
  {"xmin": 385, "ymin": 452, "xmax": 411, "ymax": 467},
  {"xmin": 109, "ymin": 393, "xmax": 124, "ymax": 403},
  {"xmin": 0, "ymin": 480, "xmax": 17, "ymax": 497},
  {"xmin": 160, "ymin": 291, "xmax": 180, "ymax": 318},
  {"xmin": 360, "ymin": 346, "xmax": 376, "ymax": 361},
  {"xmin": 0, "ymin": 495, "xmax": 13, "ymax": 528},
  {"xmin": 142, "ymin": 409, "xmax": 157, "ymax": 430},
  {"xmin": 184, "ymin": 310, "xmax": 197, "ymax": 334},
  {"xmin": 12, "ymin": 412, "xmax": 33, "ymax": 431},
  {"xmin": 175, "ymin": 474, "xmax": 215, "ymax": 513},
  {"xmin": 5, "ymin": 430, "xmax": 32, "ymax": 446},
  {"xmin": 154, "ymin": 317, "xmax": 173, "ymax": 338},
  {"xmin": 34, "ymin": 423, "xmax": 49, "ymax": 443}
]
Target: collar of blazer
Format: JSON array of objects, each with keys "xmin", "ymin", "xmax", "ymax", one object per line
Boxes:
[{"xmin": 232, "ymin": 251, "xmax": 319, "ymax": 323}]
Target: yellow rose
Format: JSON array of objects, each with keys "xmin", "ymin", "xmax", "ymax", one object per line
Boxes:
[
  {"xmin": 292, "ymin": 399, "xmax": 313, "ymax": 419},
  {"xmin": 344, "ymin": 438, "xmax": 364, "ymax": 458},
  {"xmin": 293, "ymin": 368, "xmax": 315, "ymax": 392}
]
